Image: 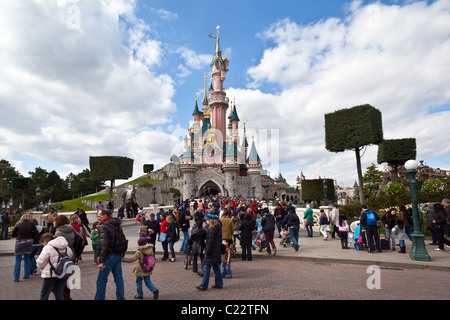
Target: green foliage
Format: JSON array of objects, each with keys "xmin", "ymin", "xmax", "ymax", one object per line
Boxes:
[
  {"xmin": 11, "ymin": 177, "xmax": 30, "ymax": 189},
  {"xmin": 324, "ymin": 104, "xmax": 383, "ymax": 152},
  {"xmin": 377, "ymin": 138, "xmax": 416, "ymax": 166},
  {"xmin": 421, "ymin": 179, "xmax": 446, "ymax": 193},
  {"xmin": 89, "ymin": 156, "xmax": 134, "ymax": 182},
  {"xmin": 57, "ymin": 193, "xmax": 113, "ymax": 212},
  {"xmin": 383, "ymin": 182, "xmax": 406, "ymax": 196},
  {"xmin": 143, "ymin": 164, "xmax": 154, "ymax": 173},
  {"xmin": 301, "ymin": 179, "xmax": 335, "ymax": 203},
  {"xmin": 363, "ymin": 163, "xmax": 383, "ymax": 197},
  {"xmin": 342, "ymin": 202, "xmax": 362, "ymax": 220}
]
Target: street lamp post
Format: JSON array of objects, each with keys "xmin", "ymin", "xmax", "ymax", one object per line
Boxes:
[
  {"xmin": 152, "ymin": 186, "xmax": 156, "ymax": 205},
  {"xmin": 322, "ymin": 178, "xmax": 328, "ymax": 206},
  {"xmin": 405, "ymin": 160, "xmax": 430, "ymax": 261}
]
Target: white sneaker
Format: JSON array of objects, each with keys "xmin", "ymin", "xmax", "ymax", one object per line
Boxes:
[{"xmin": 435, "ymin": 248, "xmax": 444, "ymax": 251}]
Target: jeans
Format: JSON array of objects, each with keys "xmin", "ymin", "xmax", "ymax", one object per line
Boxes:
[
  {"xmin": 14, "ymin": 254, "xmax": 31, "ymax": 280},
  {"xmin": 200, "ymin": 264, "xmax": 222, "ymax": 289},
  {"xmin": 305, "ymin": 225, "xmax": 313, "ymax": 236},
  {"xmin": 94, "ymin": 253, "xmax": 125, "ymax": 300},
  {"xmin": 1, "ymin": 225, "xmax": 8, "ymax": 239},
  {"xmin": 220, "ymin": 262, "xmax": 232, "ymax": 278},
  {"xmin": 289, "ymin": 225, "xmax": 299, "ymax": 249},
  {"xmin": 385, "ymin": 228, "xmax": 396, "ymax": 249},
  {"xmin": 39, "ymin": 277, "xmax": 67, "ymax": 300},
  {"xmin": 264, "ymin": 231, "xmax": 276, "ymax": 254},
  {"xmin": 136, "ymin": 276, "xmax": 157, "ymax": 297},
  {"xmin": 92, "ymin": 244, "xmax": 99, "ymax": 264},
  {"xmin": 241, "ymin": 246, "xmax": 252, "ymax": 261},
  {"xmin": 180, "ymin": 230, "xmax": 190, "ymax": 252}
]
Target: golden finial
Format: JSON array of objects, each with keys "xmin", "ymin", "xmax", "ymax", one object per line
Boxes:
[{"xmin": 195, "ymin": 92, "xmax": 199, "ymax": 101}]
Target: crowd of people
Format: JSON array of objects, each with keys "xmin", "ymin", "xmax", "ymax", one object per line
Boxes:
[{"xmin": 3, "ymin": 195, "xmax": 449, "ymax": 300}]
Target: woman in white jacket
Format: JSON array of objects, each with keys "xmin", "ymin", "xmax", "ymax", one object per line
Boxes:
[{"xmin": 36, "ymin": 233, "xmax": 73, "ymax": 300}]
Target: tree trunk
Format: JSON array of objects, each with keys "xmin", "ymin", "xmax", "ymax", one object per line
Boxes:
[{"xmin": 355, "ymin": 147, "xmax": 365, "ymax": 205}]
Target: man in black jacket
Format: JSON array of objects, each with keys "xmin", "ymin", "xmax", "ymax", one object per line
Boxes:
[
  {"xmin": 94, "ymin": 210, "xmax": 126, "ymax": 300},
  {"xmin": 360, "ymin": 205, "xmax": 381, "ymax": 253},
  {"xmin": 261, "ymin": 207, "xmax": 277, "ymax": 256}
]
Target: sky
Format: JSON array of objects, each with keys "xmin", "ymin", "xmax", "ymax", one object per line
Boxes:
[{"xmin": 0, "ymin": 0, "xmax": 449, "ymax": 189}]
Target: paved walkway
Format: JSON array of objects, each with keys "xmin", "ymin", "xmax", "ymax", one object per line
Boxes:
[{"xmin": 1, "ymin": 219, "xmax": 448, "ymax": 271}]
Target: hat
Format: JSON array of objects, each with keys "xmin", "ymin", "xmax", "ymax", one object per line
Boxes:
[
  {"xmin": 442, "ymin": 198, "xmax": 450, "ymax": 204},
  {"xmin": 137, "ymin": 238, "xmax": 147, "ymax": 246}
]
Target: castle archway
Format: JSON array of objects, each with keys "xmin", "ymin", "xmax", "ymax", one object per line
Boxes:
[{"xmin": 199, "ymin": 180, "xmax": 222, "ymax": 197}]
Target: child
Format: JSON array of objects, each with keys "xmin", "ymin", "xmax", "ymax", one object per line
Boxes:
[
  {"xmin": 392, "ymin": 219, "xmax": 408, "ymax": 253},
  {"xmin": 139, "ymin": 225, "xmax": 150, "ymax": 242},
  {"xmin": 90, "ymin": 221, "xmax": 100, "ymax": 265},
  {"xmin": 220, "ymin": 240, "xmax": 233, "ymax": 279},
  {"xmin": 337, "ymin": 212, "xmax": 349, "ymax": 249},
  {"xmin": 36, "ymin": 233, "xmax": 73, "ymax": 300},
  {"xmin": 122, "ymin": 237, "xmax": 159, "ymax": 300},
  {"xmin": 319, "ymin": 209, "xmax": 329, "ymax": 240}
]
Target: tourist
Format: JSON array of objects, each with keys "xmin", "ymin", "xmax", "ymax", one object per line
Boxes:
[
  {"xmin": 319, "ymin": 209, "xmax": 329, "ymax": 240},
  {"xmin": 274, "ymin": 204, "xmax": 286, "ymax": 238},
  {"xmin": 337, "ymin": 211, "xmax": 349, "ymax": 249},
  {"xmin": 391, "ymin": 219, "xmax": 408, "ymax": 254},
  {"xmin": 303, "ymin": 205, "xmax": 314, "ymax": 237},
  {"xmin": 122, "ymin": 238, "xmax": 159, "ymax": 300},
  {"xmin": 220, "ymin": 239, "xmax": 233, "ymax": 278},
  {"xmin": 431, "ymin": 203, "xmax": 450, "ymax": 251},
  {"xmin": 231, "ymin": 211, "xmax": 240, "ymax": 252},
  {"xmin": 282, "ymin": 207, "xmax": 300, "ymax": 251},
  {"xmin": 96, "ymin": 201, "xmax": 104, "ymax": 212},
  {"xmin": 94, "ymin": 209, "xmax": 126, "ymax": 300},
  {"xmin": 178, "ymin": 208, "xmax": 192, "ymax": 253},
  {"xmin": 260, "ymin": 207, "xmax": 277, "ymax": 256},
  {"xmin": 1, "ymin": 209, "xmax": 10, "ymax": 240},
  {"xmin": 11, "ymin": 211, "xmax": 39, "ymax": 282},
  {"xmin": 118, "ymin": 204, "xmax": 125, "ymax": 223},
  {"xmin": 360, "ymin": 205, "xmax": 381, "ymax": 253},
  {"xmin": 381, "ymin": 208, "xmax": 398, "ymax": 251},
  {"xmin": 143, "ymin": 213, "xmax": 160, "ymax": 247},
  {"xmin": 422, "ymin": 203, "xmax": 438, "ymax": 245},
  {"xmin": 196, "ymin": 214, "xmax": 223, "ymax": 291},
  {"xmin": 159, "ymin": 213, "xmax": 169, "ymax": 261},
  {"xmin": 54, "ymin": 214, "xmax": 76, "ymax": 299},
  {"xmin": 239, "ymin": 213, "xmax": 255, "ymax": 261},
  {"xmin": 36, "ymin": 232, "xmax": 73, "ymax": 300},
  {"xmin": 398, "ymin": 204, "xmax": 412, "ymax": 240},
  {"xmin": 45, "ymin": 208, "xmax": 57, "ymax": 230},
  {"xmin": 78, "ymin": 209, "xmax": 91, "ymax": 233},
  {"xmin": 91, "ymin": 221, "xmax": 100, "ymax": 265},
  {"xmin": 220, "ymin": 210, "xmax": 234, "ymax": 244},
  {"xmin": 329, "ymin": 203, "xmax": 340, "ymax": 239},
  {"xmin": 442, "ymin": 198, "xmax": 450, "ymax": 237},
  {"xmin": 190, "ymin": 219, "xmax": 207, "ymax": 276},
  {"xmin": 167, "ymin": 215, "xmax": 179, "ymax": 262},
  {"xmin": 30, "ymin": 219, "xmax": 45, "ymax": 276}
]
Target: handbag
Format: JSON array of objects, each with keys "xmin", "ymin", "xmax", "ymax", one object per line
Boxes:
[
  {"xmin": 158, "ymin": 232, "xmax": 167, "ymax": 242},
  {"xmin": 14, "ymin": 239, "xmax": 33, "ymax": 255}
]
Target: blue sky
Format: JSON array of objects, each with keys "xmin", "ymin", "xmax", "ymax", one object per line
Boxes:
[{"xmin": 0, "ymin": 0, "xmax": 449, "ymax": 188}]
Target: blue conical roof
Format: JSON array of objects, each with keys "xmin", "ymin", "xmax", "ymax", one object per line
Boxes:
[{"xmin": 247, "ymin": 140, "xmax": 261, "ymax": 163}]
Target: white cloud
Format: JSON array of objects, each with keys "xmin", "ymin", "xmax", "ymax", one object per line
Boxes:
[
  {"xmin": 0, "ymin": 0, "xmax": 179, "ymax": 177},
  {"xmin": 240, "ymin": 0, "xmax": 450, "ymax": 186}
]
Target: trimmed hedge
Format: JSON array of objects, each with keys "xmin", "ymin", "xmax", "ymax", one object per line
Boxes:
[
  {"xmin": 325, "ymin": 104, "xmax": 383, "ymax": 152},
  {"xmin": 89, "ymin": 156, "xmax": 134, "ymax": 182},
  {"xmin": 377, "ymin": 138, "xmax": 416, "ymax": 165}
]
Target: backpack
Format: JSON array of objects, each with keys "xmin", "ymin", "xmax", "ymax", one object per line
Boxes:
[
  {"xmin": 112, "ymin": 226, "xmax": 128, "ymax": 255},
  {"xmin": 72, "ymin": 230, "xmax": 85, "ymax": 258},
  {"xmin": 366, "ymin": 210, "xmax": 377, "ymax": 226},
  {"xmin": 50, "ymin": 247, "xmax": 75, "ymax": 279},
  {"xmin": 141, "ymin": 254, "xmax": 155, "ymax": 272}
]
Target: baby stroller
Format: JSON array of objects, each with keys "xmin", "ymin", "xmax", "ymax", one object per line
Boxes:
[
  {"xmin": 255, "ymin": 230, "xmax": 266, "ymax": 252},
  {"xmin": 354, "ymin": 224, "xmax": 368, "ymax": 251},
  {"xmin": 280, "ymin": 228, "xmax": 292, "ymax": 248},
  {"xmin": 184, "ymin": 239, "xmax": 193, "ymax": 270}
]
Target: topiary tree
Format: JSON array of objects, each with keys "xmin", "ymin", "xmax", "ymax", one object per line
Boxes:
[
  {"xmin": 11, "ymin": 177, "xmax": 31, "ymax": 211},
  {"xmin": 325, "ymin": 104, "xmax": 383, "ymax": 204},
  {"xmin": 89, "ymin": 156, "xmax": 134, "ymax": 200},
  {"xmin": 143, "ymin": 164, "xmax": 154, "ymax": 174},
  {"xmin": 377, "ymin": 138, "xmax": 416, "ymax": 183}
]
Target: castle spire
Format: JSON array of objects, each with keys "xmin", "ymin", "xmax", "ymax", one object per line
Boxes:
[{"xmin": 203, "ymin": 73, "xmax": 208, "ymax": 104}]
